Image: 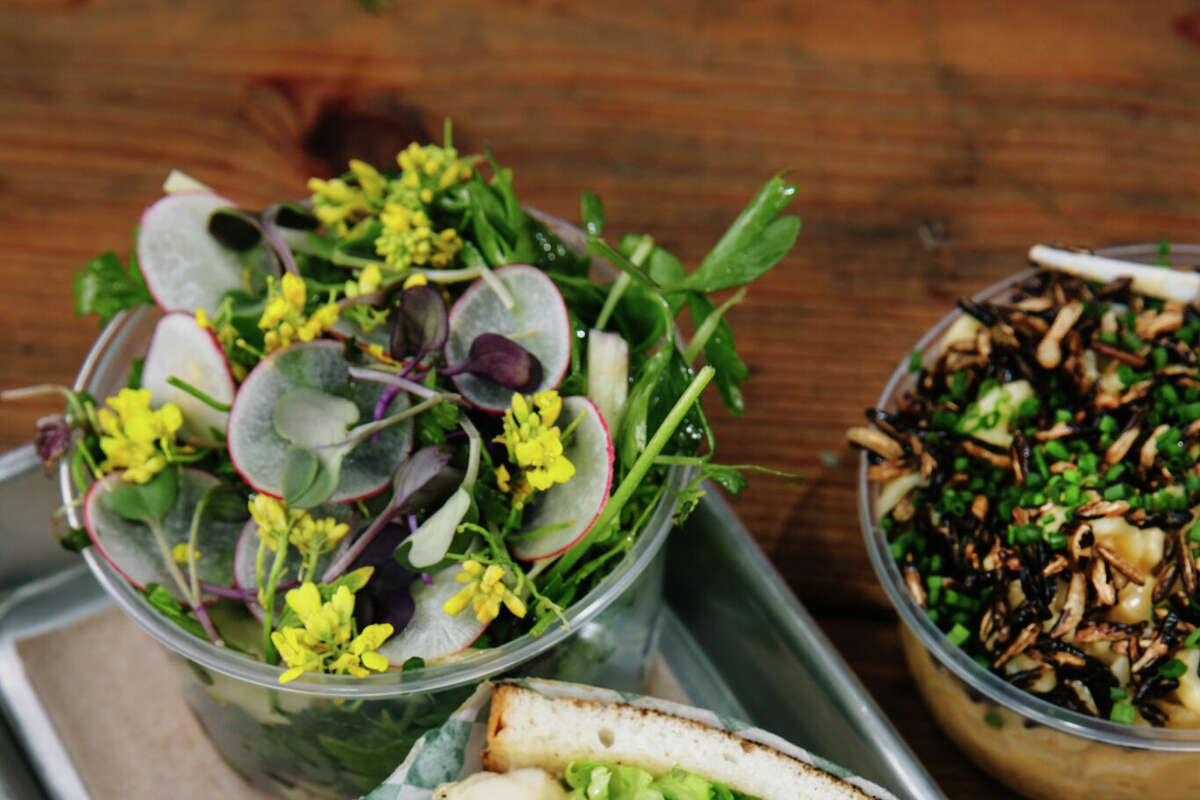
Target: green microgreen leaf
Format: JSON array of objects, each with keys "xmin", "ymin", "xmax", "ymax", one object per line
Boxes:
[
  {"xmin": 681, "ymin": 174, "xmax": 800, "ymax": 293},
  {"xmin": 100, "ymin": 467, "xmax": 179, "ymax": 523},
  {"xmin": 580, "ymin": 190, "xmax": 605, "ymax": 236},
  {"xmin": 74, "ymin": 250, "xmax": 154, "ymax": 326}
]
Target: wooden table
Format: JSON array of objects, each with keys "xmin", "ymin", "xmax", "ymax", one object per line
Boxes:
[{"xmin": 4, "ymin": 2, "xmax": 1200, "ymax": 796}]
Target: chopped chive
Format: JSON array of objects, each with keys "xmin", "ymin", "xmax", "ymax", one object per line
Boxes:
[
  {"xmin": 1097, "ymin": 330, "xmax": 1119, "ymax": 346},
  {"xmin": 1109, "ymin": 687, "xmax": 1128, "ymax": 701},
  {"xmin": 1189, "ymin": 520, "xmax": 1200, "ymax": 543},
  {"xmin": 1103, "ymin": 484, "xmax": 1128, "ymax": 502},
  {"xmin": 908, "ymin": 349, "xmax": 923, "ymax": 373},
  {"xmin": 1152, "ymin": 347, "xmax": 1170, "ymax": 370},
  {"xmin": 1185, "ymin": 629, "xmax": 1200, "ymax": 649},
  {"xmin": 947, "ymin": 623, "xmax": 970, "ymax": 646},
  {"xmin": 1104, "ymin": 463, "xmax": 1126, "ymax": 482},
  {"xmin": 1159, "ymin": 658, "xmax": 1188, "ymax": 679},
  {"xmin": 1099, "ymin": 415, "xmax": 1118, "ymax": 433},
  {"xmin": 983, "ymin": 711, "xmax": 1004, "ymax": 729},
  {"xmin": 1121, "ymin": 332, "xmax": 1145, "ymax": 352},
  {"xmin": 1109, "ymin": 702, "xmax": 1136, "ymax": 725}
]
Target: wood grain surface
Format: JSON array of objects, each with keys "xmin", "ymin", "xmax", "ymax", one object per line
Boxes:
[{"xmin": 5, "ymin": 1, "xmax": 1200, "ymax": 797}]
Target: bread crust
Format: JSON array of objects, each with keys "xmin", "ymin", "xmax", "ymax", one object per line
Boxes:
[{"xmin": 482, "ymin": 683, "xmax": 872, "ymax": 800}]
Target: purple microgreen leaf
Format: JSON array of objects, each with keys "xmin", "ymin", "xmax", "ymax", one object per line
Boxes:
[
  {"xmin": 320, "ymin": 446, "xmax": 454, "ymax": 582},
  {"xmin": 390, "ymin": 285, "xmax": 449, "ymax": 361},
  {"xmin": 35, "ymin": 414, "xmax": 72, "ymax": 476},
  {"xmin": 444, "ymin": 333, "xmax": 543, "ymax": 392}
]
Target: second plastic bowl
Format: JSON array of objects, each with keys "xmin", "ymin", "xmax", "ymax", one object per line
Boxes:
[{"xmin": 860, "ymin": 244, "xmax": 1200, "ymax": 800}]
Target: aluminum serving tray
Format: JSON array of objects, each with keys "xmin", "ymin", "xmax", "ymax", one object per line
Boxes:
[{"xmin": 0, "ymin": 445, "xmax": 944, "ymax": 800}]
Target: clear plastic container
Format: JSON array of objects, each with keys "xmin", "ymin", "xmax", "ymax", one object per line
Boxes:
[
  {"xmin": 61, "ymin": 239, "xmax": 684, "ymax": 798},
  {"xmin": 860, "ymin": 244, "xmax": 1200, "ymax": 800}
]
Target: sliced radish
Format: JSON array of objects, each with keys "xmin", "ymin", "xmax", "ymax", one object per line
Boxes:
[
  {"xmin": 84, "ymin": 468, "xmax": 242, "ymax": 600},
  {"xmin": 512, "ymin": 397, "xmax": 614, "ymax": 561},
  {"xmin": 376, "ymin": 564, "xmax": 489, "ymax": 666},
  {"xmin": 444, "ymin": 264, "xmax": 571, "ymax": 411},
  {"xmin": 226, "ymin": 341, "xmax": 413, "ymax": 504},
  {"xmin": 137, "ymin": 192, "xmax": 276, "ymax": 314},
  {"xmin": 586, "ymin": 329, "xmax": 629, "ymax": 435},
  {"xmin": 140, "ymin": 311, "xmax": 235, "ymax": 438}
]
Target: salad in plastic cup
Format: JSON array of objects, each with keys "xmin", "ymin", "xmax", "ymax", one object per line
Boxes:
[
  {"xmin": 857, "ymin": 244, "xmax": 1200, "ymax": 800},
  {"xmin": 9, "ymin": 123, "xmax": 801, "ymax": 798}
]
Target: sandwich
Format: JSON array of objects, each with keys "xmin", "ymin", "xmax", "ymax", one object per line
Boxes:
[{"xmin": 433, "ymin": 683, "xmax": 875, "ymax": 800}]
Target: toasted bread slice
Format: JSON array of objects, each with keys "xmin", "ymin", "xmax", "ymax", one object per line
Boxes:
[{"xmin": 482, "ymin": 684, "xmax": 871, "ymax": 800}]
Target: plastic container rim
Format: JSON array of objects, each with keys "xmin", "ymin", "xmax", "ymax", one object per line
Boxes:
[
  {"xmin": 859, "ymin": 243, "xmax": 1200, "ymax": 751},
  {"xmin": 60, "ymin": 239, "xmax": 686, "ymax": 699}
]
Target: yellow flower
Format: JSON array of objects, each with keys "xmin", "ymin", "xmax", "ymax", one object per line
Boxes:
[
  {"xmin": 375, "ymin": 202, "xmax": 462, "ymax": 272},
  {"xmin": 402, "ymin": 272, "xmax": 428, "ymax": 289},
  {"xmin": 308, "ymin": 176, "xmax": 373, "ymax": 238},
  {"xmin": 495, "ymin": 390, "xmax": 575, "ymax": 498},
  {"xmin": 95, "ymin": 388, "xmax": 184, "ymax": 483},
  {"xmin": 171, "ymin": 543, "xmax": 201, "ymax": 564},
  {"xmin": 344, "ymin": 264, "xmax": 383, "ymax": 299},
  {"xmin": 194, "ymin": 308, "xmax": 210, "ymax": 329},
  {"xmin": 249, "ymin": 495, "xmax": 347, "ymax": 559},
  {"xmin": 443, "ymin": 560, "xmax": 527, "ymax": 623},
  {"xmin": 257, "ymin": 275, "xmax": 339, "ymax": 352},
  {"xmin": 348, "ymin": 159, "xmax": 387, "ymax": 201},
  {"xmin": 271, "ymin": 580, "xmax": 394, "ymax": 683}
]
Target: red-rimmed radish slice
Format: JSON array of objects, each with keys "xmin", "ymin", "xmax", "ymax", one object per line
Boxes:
[
  {"xmin": 84, "ymin": 468, "xmax": 242, "ymax": 601},
  {"xmin": 376, "ymin": 565, "xmax": 489, "ymax": 666},
  {"xmin": 232, "ymin": 505, "xmax": 354, "ymax": 620},
  {"xmin": 137, "ymin": 192, "xmax": 277, "ymax": 314},
  {"xmin": 445, "ymin": 264, "xmax": 570, "ymax": 411},
  {"xmin": 512, "ymin": 397, "xmax": 614, "ymax": 561},
  {"xmin": 140, "ymin": 311, "xmax": 235, "ymax": 438},
  {"xmin": 226, "ymin": 341, "xmax": 413, "ymax": 504}
]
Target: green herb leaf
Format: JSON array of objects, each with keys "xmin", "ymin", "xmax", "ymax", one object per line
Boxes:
[
  {"xmin": 687, "ymin": 293, "xmax": 749, "ymax": 415},
  {"xmin": 700, "ymin": 463, "xmax": 750, "ymax": 495},
  {"xmin": 682, "ymin": 174, "xmax": 800, "ymax": 293},
  {"xmin": 100, "ymin": 467, "xmax": 179, "ymax": 522},
  {"xmin": 581, "ymin": 191, "xmax": 605, "ymax": 237},
  {"xmin": 73, "ymin": 251, "xmax": 154, "ymax": 326},
  {"xmin": 60, "ymin": 527, "xmax": 92, "ymax": 552},
  {"xmin": 281, "ymin": 445, "xmax": 325, "ymax": 507},
  {"xmin": 143, "ymin": 582, "xmax": 207, "ymax": 639}
]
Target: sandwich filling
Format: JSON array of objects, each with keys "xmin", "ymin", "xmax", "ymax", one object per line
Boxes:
[{"xmin": 436, "ymin": 761, "xmax": 763, "ymax": 800}]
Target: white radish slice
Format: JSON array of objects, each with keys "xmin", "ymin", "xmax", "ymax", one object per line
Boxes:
[
  {"xmin": 376, "ymin": 565, "xmax": 490, "ymax": 666},
  {"xmin": 512, "ymin": 397, "xmax": 614, "ymax": 561},
  {"xmin": 137, "ymin": 192, "xmax": 276, "ymax": 314},
  {"xmin": 444, "ymin": 264, "xmax": 571, "ymax": 411},
  {"xmin": 140, "ymin": 311, "xmax": 235, "ymax": 438},
  {"xmin": 227, "ymin": 341, "xmax": 413, "ymax": 504},
  {"xmin": 232, "ymin": 506, "xmax": 353, "ymax": 620},
  {"xmin": 84, "ymin": 468, "xmax": 242, "ymax": 601},
  {"xmin": 586, "ymin": 329, "xmax": 629, "ymax": 435}
]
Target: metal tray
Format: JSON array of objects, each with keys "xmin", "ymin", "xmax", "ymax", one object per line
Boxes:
[{"xmin": 0, "ymin": 446, "xmax": 944, "ymax": 800}]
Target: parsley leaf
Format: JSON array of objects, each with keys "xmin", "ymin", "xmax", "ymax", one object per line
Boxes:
[{"xmin": 74, "ymin": 250, "xmax": 153, "ymax": 326}]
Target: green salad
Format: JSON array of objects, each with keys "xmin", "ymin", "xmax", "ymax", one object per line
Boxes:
[{"xmin": 13, "ymin": 121, "xmax": 799, "ymax": 680}]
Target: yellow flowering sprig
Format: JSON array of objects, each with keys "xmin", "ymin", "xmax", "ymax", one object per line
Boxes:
[
  {"xmin": 444, "ymin": 560, "xmax": 527, "ymax": 623},
  {"xmin": 442, "ymin": 522, "xmax": 564, "ymax": 627},
  {"xmin": 493, "ymin": 390, "xmax": 576, "ymax": 508},
  {"xmin": 375, "ymin": 203, "xmax": 462, "ymax": 272},
  {"xmin": 258, "ymin": 273, "xmax": 340, "ymax": 353},
  {"xmin": 194, "ymin": 297, "xmax": 252, "ymax": 381},
  {"xmin": 249, "ymin": 493, "xmax": 351, "ymax": 661},
  {"xmin": 95, "ymin": 388, "xmax": 187, "ymax": 484},
  {"xmin": 271, "ymin": 580, "xmax": 394, "ymax": 683}
]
